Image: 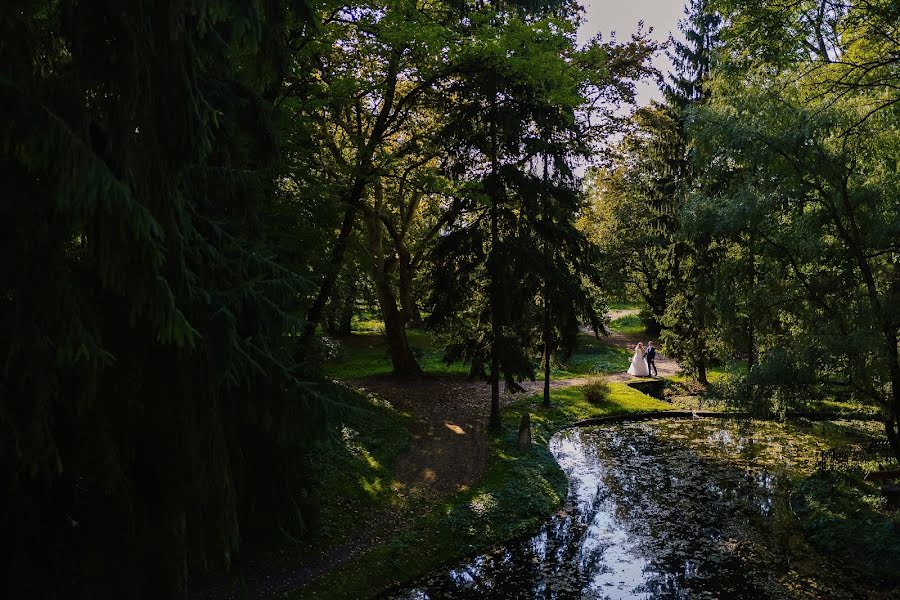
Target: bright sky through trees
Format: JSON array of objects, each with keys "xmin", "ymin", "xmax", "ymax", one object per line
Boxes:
[{"xmin": 579, "ymin": 0, "xmax": 686, "ymax": 105}]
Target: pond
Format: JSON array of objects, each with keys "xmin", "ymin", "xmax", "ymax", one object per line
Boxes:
[{"xmin": 393, "ymin": 418, "xmax": 869, "ymax": 599}]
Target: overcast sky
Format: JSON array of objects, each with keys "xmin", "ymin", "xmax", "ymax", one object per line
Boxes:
[{"xmin": 577, "ymin": 0, "xmax": 687, "ymax": 106}]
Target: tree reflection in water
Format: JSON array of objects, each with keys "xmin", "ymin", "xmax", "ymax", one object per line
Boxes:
[{"xmin": 394, "ymin": 419, "xmax": 861, "ymax": 599}]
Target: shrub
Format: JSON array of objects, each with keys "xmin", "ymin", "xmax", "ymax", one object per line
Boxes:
[{"xmin": 584, "ymin": 377, "xmax": 611, "ymax": 404}]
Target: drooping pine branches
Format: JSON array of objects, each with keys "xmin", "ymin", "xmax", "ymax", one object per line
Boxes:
[{"xmin": 0, "ymin": 2, "xmax": 325, "ymax": 597}]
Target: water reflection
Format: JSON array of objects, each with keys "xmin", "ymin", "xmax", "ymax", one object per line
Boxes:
[{"xmin": 394, "ymin": 419, "xmax": 855, "ymax": 599}]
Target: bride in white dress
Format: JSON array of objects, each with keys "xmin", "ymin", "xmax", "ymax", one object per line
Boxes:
[{"xmin": 627, "ymin": 342, "xmax": 650, "ymax": 377}]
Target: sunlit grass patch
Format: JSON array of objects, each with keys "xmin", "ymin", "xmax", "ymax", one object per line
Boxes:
[
  {"xmin": 610, "ymin": 313, "xmax": 645, "ymax": 335},
  {"xmin": 551, "ymin": 332, "xmax": 631, "ymax": 378},
  {"xmin": 669, "ymin": 364, "xmax": 732, "ymax": 384},
  {"xmin": 322, "ymin": 330, "xmax": 469, "ymax": 379},
  {"xmin": 325, "ymin": 327, "xmax": 630, "ymax": 381},
  {"xmin": 292, "ymin": 383, "xmax": 672, "ymax": 599},
  {"xmin": 523, "ymin": 384, "xmax": 671, "ymax": 438}
]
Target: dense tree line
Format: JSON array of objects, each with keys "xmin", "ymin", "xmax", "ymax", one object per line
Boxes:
[
  {"xmin": 588, "ymin": 0, "xmax": 900, "ymax": 459},
  {"xmin": 0, "ymin": 0, "xmax": 655, "ymax": 596}
]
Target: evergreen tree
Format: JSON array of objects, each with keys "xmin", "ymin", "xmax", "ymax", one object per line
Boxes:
[
  {"xmin": 428, "ymin": 5, "xmax": 656, "ymax": 426},
  {"xmin": 658, "ymin": 0, "xmax": 722, "ymax": 383},
  {"xmin": 0, "ymin": 2, "xmax": 328, "ymax": 596}
]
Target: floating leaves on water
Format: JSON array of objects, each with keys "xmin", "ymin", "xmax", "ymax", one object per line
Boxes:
[{"xmin": 393, "ymin": 419, "xmax": 879, "ymax": 599}]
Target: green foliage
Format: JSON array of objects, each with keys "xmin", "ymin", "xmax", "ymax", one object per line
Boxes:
[
  {"xmin": 583, "ymin": 377, "xmax": 612, "ymax": 405},
  {"xmin": 425, "ymin": 4, "xmax": 658, "ymax": 422},
  {"xmin": 793, "ymin": 470, "xmax": 900, "ymax": 586},
  {"xmin": 292, "ymin": 383, "xmax": 670, "ymax": 599},
  {"xmin": 689, "ymin": 0, "xmax": 900, "ymax": 456},
  {"xmin": 0, "ymin": 2, "xmax": 330, "ymax": 597},
  {"xmin": 581, "ymin": 104, "xmax": 684, "ymax": 334}
]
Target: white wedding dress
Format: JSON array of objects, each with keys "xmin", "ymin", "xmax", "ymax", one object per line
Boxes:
[{"xmin": 627, "ymin": 345, "xmax": 650, "ymax": 376}]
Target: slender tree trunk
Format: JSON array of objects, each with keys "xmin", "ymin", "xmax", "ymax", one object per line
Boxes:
[
  {"xmin": 301, "ymin": 205, "xmax": 356, "ymax": 342},
  {"xmin": 365, "ymin": 183, "xmax": 421, "ymax": 376},
  {"xmin": 301, "ymin": 179, "xmax": 367, "ymax": 344},
  {"xmin": 488, "ymin": 84, "xmax": 501, "ymax": 430},
  {"xmin": 747, "ymin": 231, "xmax": 756, "ymax": 373},
  {"xmin": 542, "ymin": 300, "xmax": 551, "ymax": 406},
  {"xmin": 541, "ymin": 151, "xmax": 551, "ymax": 407}
]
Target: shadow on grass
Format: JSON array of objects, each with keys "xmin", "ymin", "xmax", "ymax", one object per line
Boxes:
[{"xmin": 290, "ymin": 384, "xmax": 671, "ymax": 599}]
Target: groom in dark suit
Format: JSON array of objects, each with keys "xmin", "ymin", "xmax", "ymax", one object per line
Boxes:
[{"xmin": 645, "ymin": 341, "xmax": 658, "ymax": 377}]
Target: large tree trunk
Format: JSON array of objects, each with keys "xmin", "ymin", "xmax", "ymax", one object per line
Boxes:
[
  {"xmin": 380, "ymin": 299, "xmax": 421, "ymax": 376},
  {"xmin": 697, "ymin": 358, "xmax": 708, "ymax": 386},
  {"xmin": 397, "ymin": 247, "xmax": 419, "ymax": 327},
  {"xmin": 365, "ymin": 183, "xmax": 421, "ymax": 376}
]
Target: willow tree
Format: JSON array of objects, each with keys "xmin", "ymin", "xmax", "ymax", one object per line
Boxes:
[{"xmin": 0, "ymin": 2, "xmax": 327, "ymax": 597}]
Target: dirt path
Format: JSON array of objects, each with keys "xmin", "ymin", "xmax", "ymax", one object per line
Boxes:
[
  {"xmin": 603, "ymin": 309, "xmax": 679, "ymax": 382},
  {"xmin": 204, "ymin": 311, "xmax": 683, "ymax": 598},
  {"xmin": 294, "ymin": 310, "xmax": 683, "ymax": 589},
  {"xmin": 348, "ymin": 375, "xmax": 505, "ymax": 499}
]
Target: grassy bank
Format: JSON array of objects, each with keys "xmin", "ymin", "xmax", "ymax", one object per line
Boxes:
[
  {"xmin": 551, "ymin": 334, "xmax": 631, "ymax": 378},
  {"xmin": 291, "ymin": 383, "xmax": 670, "ymax": 599},
  {"xmin": 305, "ymin": 384, "xmax": 412, "ymax": 547}
]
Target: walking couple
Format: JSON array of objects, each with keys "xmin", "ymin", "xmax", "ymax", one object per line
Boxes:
[{"xmin": 627, "ymin": 341, "xmax": 658, "ymax": 377}]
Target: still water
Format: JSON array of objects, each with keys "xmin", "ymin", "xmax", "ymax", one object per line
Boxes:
[{"xmin": 394, "ymin": 418, "xmax": 860, "ymax": 599}]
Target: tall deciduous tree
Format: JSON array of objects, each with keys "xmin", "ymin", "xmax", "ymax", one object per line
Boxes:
[
  {"xmin": 290, "ymin": 0, "xmax": 455, "ymax": 372},
  {"xmin": 695, "ymin": 0, "xmax": 900, "ymax": 457}
]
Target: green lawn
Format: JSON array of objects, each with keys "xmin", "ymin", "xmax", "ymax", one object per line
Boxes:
[
  {"xmin": 323, "ymin": 330, "xmax": 469, "ymax": 379},
  {"xmin": 609, "ymin": 313, "xmax": 645, "ymax": 335},
  {"xmin": 323, "ymin": 326, "xmax": 631, "ymax": 381},
  {"xmin": 293, "ymin": 383, "xmax": 671, "ymax": 599},
  {"xmin": 551, "ymin": 333, "xmax": 632, "ymax": 379}
]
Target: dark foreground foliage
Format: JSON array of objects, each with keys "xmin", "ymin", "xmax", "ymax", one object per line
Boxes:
[
  {"xmin": 0, "ymin": 2, "xmax": 326, "ymax": 598},
  {"xmin": 793, "ymin": 470, "xmax": 900, "ymax": 587}
]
